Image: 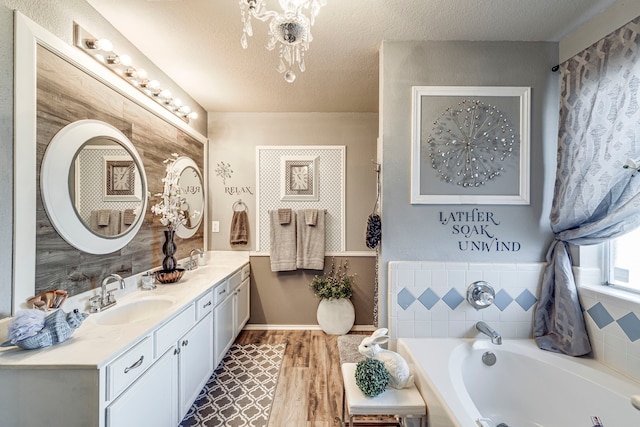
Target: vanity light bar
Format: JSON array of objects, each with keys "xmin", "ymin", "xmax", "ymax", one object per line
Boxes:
[{"xmin": 73, "ymin": 24, "xmax": 198, "ymax": 123}]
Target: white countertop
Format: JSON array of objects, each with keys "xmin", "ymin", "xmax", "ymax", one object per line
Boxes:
[{"xmin": 0, "ymin": 251, "xmax": 249, "ymax": 370}]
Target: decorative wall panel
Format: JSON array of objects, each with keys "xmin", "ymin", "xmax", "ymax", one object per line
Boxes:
[
  {"xmin": 35, "ymin": 46, "xmax": 204, "ymax": 297},
  {"xmin": 256, "ymin": 146, "xmax": 345, "ymax": 252}
]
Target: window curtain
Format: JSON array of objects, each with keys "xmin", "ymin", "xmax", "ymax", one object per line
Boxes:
[{"xmin": 534, "ymin": 17, "xmax": 640, "ymax": 356}]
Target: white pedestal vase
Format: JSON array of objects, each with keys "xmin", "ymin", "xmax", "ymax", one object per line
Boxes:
[{"xmin": 316, "ymin": 298, "xmax": 355, "ymax": 335}]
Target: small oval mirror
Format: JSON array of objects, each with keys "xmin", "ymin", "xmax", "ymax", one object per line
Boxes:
[
  {"xmin": 172, "ymin": 157, "xmax": 204, "ymax": 239},
  {"xmin": 41, "ymin": 120, "xmax": 148, "ymax": 254}
]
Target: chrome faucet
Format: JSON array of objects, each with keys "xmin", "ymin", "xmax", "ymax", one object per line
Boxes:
[
  {"xmin": 476, "ymin": 321, "xmax": 502, "ymax": 345},
  {"xmin": 90, "ymin": 273, "xmax": 125, "ymax": 313},
  {"xmin": 187, "ymin": 248, "xmax": 204, "ymax": 270}
]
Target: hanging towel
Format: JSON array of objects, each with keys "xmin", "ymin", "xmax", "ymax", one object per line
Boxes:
[
  {"xmin": 97, "ymin": 210, "xmax": 111, "ymax": 226},
  {"xmin": 278, "ymin": 208, "xmax": 291, "ymax": 225},
  {"xmin": 90, "ymin": 210, "xmax": 121, "ymax": 237},
  {"xmin": 122, "ymin": 209, "xmax": 136, "ymax": 226},
  {"xmin": 304, "ymin": 209, "xmax": 318, "ymax": 226},
  {"xmin": 269, "ymin": 210, "xmax": 297, "ymax": 271},
  {"xmin": 230, "ymin": 210, "xmax": 249, "ymax": 246},
  {"xmin": 296, "ymin": 209, "xmax": 325, "ymax": 270}
]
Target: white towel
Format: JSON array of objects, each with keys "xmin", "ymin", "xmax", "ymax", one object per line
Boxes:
[
  {"xmin": 296, "ymin": 209, "xmax": 325, "ymax": 270},
  {"xmin": 269, "ymin": 210, "xmax": 297, "ymax": 272}
]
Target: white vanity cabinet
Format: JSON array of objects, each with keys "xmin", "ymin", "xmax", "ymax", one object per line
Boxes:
[
  {"xmin": 213, "ymin": 264, "xmax": 250, "ymax": 368},
  {"xmin": 0, "ymin": 255, "xmax": 249, "ymax": 427}
]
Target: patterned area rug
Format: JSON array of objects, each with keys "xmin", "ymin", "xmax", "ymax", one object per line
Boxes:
[{"xmin": 180, "ymin": 343, "xmax": 286, "ymax": 427}]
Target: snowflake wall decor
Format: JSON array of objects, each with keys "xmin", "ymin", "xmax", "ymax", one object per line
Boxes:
[
  {"xmin": 215, "ymin": 162, "xmax": 233, "ymax": 185},
  {"xmin": 426, "ymin": 99, "xmax": 517, "ymax": 187}
]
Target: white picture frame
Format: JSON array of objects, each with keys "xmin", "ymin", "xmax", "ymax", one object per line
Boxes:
[{"xmin": 410, "ymin": 86, "xmax": 530, "ymax": 205}]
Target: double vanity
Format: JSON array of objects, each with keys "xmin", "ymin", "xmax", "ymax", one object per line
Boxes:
[{"xmin": 0, "ymin": 251, "xmax": 250, "ymax": 427}]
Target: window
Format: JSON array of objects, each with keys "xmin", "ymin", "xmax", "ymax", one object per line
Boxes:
[{"xmin": 607, "ymin": 227, "xmax": 640, "ymax": 293}]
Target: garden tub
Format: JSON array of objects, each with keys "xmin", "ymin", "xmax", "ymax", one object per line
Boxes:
[{"xmin": 397, "ymin": 338, "xmax": 640, "ymax": 427}]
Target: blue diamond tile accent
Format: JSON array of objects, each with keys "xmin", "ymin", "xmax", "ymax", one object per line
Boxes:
[
  {"xmin": 587, "ymin": 302, "xmax": 615, "ymax": 329},
  {"xmin": 493, "ymin": 289, "xmax": 513, "ymax": 311},
  {"xmin": 442, "ymin": 288, "xmax": 464, "ymax": 310},
  {"xmin": 617, "ymin": 312, "xmax": 640, "ymax": 342},
  {"xmin": 418, "ymin": 288, "xmax": 440, "ymax": 310},
  {"xmin": 515, "ymin": 289, "xmax": 537, "ymax": 311},
  {"xmin": 397, "ymin": 288, "xmax": 416, "ymax": 310}
]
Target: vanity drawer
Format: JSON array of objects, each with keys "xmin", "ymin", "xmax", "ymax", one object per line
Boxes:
[
  {"xmin": 196, "ymin": 290, "xmax": 214, "ymax": 320},
  {"xmin": 154, "ymin": 304, "xmax": 196, "ymax": 356},
  {"xmin": 241, "ymin": 264, "xmax": 250, "ymax": 281},
  {"xmin": 228, "ymin": 270, "xmax": 243, "ymax": 292},
  {"xmin": 213, "ymin": 280, "xmax": 229, "ymax": 306},
  {"xmin": 107, "ymin": 336, "xmax": 153, "ymax": 401}
]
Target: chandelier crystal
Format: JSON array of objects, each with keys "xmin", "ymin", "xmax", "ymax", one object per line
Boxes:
[{"xmin": 239, "ymin": 0, "xmax": 326, "ymax": 83}]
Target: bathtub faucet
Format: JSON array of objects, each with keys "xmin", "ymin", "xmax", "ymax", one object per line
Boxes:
[{"xmin": 476, "ymin": 321, "xmax": 502, "ymax": 345}]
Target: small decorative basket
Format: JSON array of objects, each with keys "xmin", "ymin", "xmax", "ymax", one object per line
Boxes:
[{"xmin": 155, "ymin": 268, "xmax": 185, "ymax": 284}]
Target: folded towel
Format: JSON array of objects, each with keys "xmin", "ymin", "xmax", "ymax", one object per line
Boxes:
[
  {"xmin": 304, "ymin": 209, "xmax": 318, "ymax": 226},
  {"xmin": 97, "ymin": 210, "xmax": 111, "ymax": 226},
  {"xmin": 123, "ymin": 209, "xmax": 136, "ymax": 226},
  {"xmin": 230, "ymin": 210, "xmax": 249, "ymax": 246},
  {"xmin": 90, "ymin": 210, "xmax": 121, "ymax": 237},
  {"xmin": 269, "ymin": 210, "xmax": 297, "ymax": 272},
  {"xmin": 296, "ymin": 209, "xmax": 325, "ymax": 270},
  {"xmin": 278, "ymin": 208, "xmax": 291, "ymax": 225}
]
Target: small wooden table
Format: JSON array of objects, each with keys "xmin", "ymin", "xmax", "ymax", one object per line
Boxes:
[{"xmin": 341, "ymin": 363, "xmax": 427, "ymax": 427}]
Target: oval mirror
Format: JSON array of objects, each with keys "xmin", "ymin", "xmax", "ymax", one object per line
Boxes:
[
  {"xmin": 172, "ymin": 157, "xmax": 204, "ymax": 239},
  {"xmin": 41, "ymin": 120, "xmax": 148, "ymax": 254}
]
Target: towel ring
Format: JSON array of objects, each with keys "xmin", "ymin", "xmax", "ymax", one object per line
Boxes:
[{"xmin": 233, "ymin": 199, "xmax": 247, "ymax": 212}]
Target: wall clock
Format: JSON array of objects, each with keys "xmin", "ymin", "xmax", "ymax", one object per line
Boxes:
[{"xmin": 105, "ymin": 159, "xmax": 135, "ymax": 197}]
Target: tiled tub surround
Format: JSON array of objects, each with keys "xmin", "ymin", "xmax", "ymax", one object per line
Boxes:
[
  {"xmin": 575, "ymin": 267, "xmax": 640, "ymax": 382},
  {"xmin": 389, "ymin": 261, "xmax": 545, "ymax": 340}
]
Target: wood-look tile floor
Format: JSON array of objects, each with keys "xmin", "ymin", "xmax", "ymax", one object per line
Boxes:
[{"xmin": 234, "ymin": 330, "xmax": 397, "ymax": 427}]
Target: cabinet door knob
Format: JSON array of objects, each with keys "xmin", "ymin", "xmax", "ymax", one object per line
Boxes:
[
  {"xmin": 174, "ymin": 347, "xmax": 181, "ymax": 355},
  {"xmin": 203, "ymin": 301, "xmax": 212, "ymax": 308},
  {"xmin": 182, "ymin": 339, "xmax": 189, "ymax": 347},
  {"xmin": 124, "ymin": 355, "xmax": 144, "ymax": 374}
]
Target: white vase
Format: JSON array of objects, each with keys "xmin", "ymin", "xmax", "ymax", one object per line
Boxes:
[{"xmin": 316, "ymin": 298, "xmax": 355, "ymax": 335}]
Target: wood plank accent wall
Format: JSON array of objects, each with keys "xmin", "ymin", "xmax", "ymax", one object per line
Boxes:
[{"xmin": 34, "ymin": 46, "xmax": 204, "ymax": 297}]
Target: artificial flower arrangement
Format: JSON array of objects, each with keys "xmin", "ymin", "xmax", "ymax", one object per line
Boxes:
[
  {"xmin": 150, "ymin": 153, "xmax": 187, "ymax": 230},
  {"xmin": 309, "ymin": 258, "xmax": 355, "ymax": 300}
]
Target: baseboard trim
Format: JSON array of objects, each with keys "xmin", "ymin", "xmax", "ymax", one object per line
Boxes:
[{"xmin": 243, "ymin": 324, "xmax": 376, "ymax": 332}]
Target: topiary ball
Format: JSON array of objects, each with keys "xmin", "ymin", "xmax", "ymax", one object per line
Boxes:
[{"xmin": 355, "ymin": 357, "xmax": 389, "ymax": 397}]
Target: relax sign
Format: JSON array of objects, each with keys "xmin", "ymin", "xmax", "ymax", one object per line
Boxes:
[{"xmin": 439, "ymin": 209, "xmax": 521, "ymax": 252}]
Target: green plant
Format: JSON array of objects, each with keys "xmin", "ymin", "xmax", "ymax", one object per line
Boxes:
[
  {"xmin": 355, "ymin": 358, "xmax": 389, "ymax": 397},
  {"xmin": 309, "ymin": 258, "xmax": 354, "ymax": 300}
]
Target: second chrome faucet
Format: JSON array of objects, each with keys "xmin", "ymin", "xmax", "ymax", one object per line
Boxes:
[{"xmin": 476, "ymin": 321, "xmax": 502, "ymax": 345}]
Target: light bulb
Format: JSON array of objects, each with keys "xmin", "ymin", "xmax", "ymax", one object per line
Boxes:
[
  {"xmin": 119, "ymin": 55, "xmax": 132, "ymax": 67},
  {"xmin": 86, "ymin": 38, "xmax": 113, "ymax": 51},
  {"xmin": 178, "ymin": 105, "xmax": 191, "ymax": 115},
  {"xmin": 173, "ymin": 98, "xmax": 183, "ymax": 108},
  {"xmin": 187, "ymin": 112, "xmax": 199, "ymax": 120},
  {"xmin": 137, "ymin": 69, "xmax": 148, "ymax": 79}
]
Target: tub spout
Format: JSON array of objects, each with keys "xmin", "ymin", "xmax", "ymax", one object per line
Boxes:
[{"xmin": 476, "ymin": 321, "xmax": 502, "ymax": 345}]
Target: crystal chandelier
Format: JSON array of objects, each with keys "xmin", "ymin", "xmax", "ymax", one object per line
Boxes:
[{"xmin": 239, "ymin": 0, "xmax": 326, "ymax": 83}]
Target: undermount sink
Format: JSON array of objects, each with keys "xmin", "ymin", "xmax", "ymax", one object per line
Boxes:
[{"xmin": 93, "ymin": 296, "xmax": 176, "ymax": 326}]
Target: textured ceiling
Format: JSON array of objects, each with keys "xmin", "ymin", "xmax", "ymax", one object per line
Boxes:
[{"xmin": 87, "ymin": 0, "xmax": 616, "ymax": 113}]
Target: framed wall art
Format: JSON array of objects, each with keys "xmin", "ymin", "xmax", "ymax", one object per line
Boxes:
[
  {"xmin": 280, "ymin": 155, "xmax": 319, "ymax": 201},
  {"xmin": 410, "ymin": 86, "xmax": 531, "ymax": 205},
  {"xmin": 103, "ymin": 156, "xmax": 138, "ymax": 201}
]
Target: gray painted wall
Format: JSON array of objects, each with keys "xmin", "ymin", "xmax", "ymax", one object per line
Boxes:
[
  {"xmin": 0, "ymin": 4, "xmax": 13, "ymax": 318},
  {"xmin": 379, "ymin": 40, "xmax": 560, "ymax": 327}
]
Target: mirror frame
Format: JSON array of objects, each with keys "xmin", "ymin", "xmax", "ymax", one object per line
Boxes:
[
  {"xmin": 13, "ymin": 12, "xmax": 208, "ymax": 313},
  {"xmin": 173, "ymin": 156, "xmax": 204, "ymax": 239},
  {"xmin": 41, "ymin": 119, "xmax": 148, "ymax": 254}
]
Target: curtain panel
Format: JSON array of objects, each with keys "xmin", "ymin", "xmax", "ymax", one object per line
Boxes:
[{"xmin": 534, "ymin": 17, "xmax": 640, "ymax": 356}]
